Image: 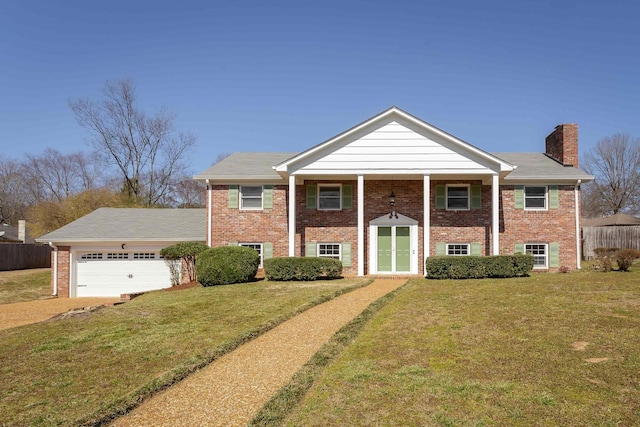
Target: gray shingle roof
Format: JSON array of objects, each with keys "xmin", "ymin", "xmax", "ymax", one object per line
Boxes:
[
  {"xmin": 194, "ymin": 152, "xmax": 298, "ymax": 181},
  {"xmin": 493, "ymin": 153, "xmax": 593, "ymax": 181},
  {"xmin": 36, "ymin": 208, "xmax": 206, "ymax": 243}
]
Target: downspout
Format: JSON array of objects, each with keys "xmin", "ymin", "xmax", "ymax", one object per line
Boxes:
[
  {"xmin": 574, "ymin": 180, "xmax": 582, "ymax": 270},
  {"xmin": 206, "ymin": 179, "xmax": 212, "ymax": 247},
  {"xmin": 49, "ymin": 242, "xmax": 58, "ymax": 296}
]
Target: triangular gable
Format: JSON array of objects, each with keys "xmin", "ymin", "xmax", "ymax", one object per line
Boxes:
[{"xmin": 275, "ymin": 106, "xmax": 514, "ymax": 175}]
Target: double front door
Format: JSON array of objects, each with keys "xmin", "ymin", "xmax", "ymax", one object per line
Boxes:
[{"xmin": 377, "ymin": 226, "xmax": 411, "ymax": 273}]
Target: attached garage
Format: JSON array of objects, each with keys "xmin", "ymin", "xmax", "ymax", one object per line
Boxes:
[{"xmin": 36, "ymin": 208, "xmax": 206, "ymax": 298}]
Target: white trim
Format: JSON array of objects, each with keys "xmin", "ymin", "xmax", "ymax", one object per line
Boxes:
[
  {"xmin": 423, "ymin": 175, "xmax": 430, "ymax": 272},
  {"xmin": 317, "ymin": 183, "xmax": 342, "ymax": 210},
  {"xmin": 446, "ymin": 184, "xmax": 470, "ymax": 211},
  {"xmin": 288, "ymin": 175, "xmax": 296, "ymax": 256},
  {"xmin": 49, "ymin": 242, "xmax": 58, "ymax": 296},
  {"xmin": 492, "ymin": 174, "xmax": 500, "ymax": 255},
  {"xmin": 368, "ymin": 214, "xmax": 419, "ymax": 274},
  {"xmin": 239, "ymin": 242, "xmax": 263, "ymax": 267},
  {"xmin": 317, "ymin": 242, "xmax": 341, "ymax": 260},
  {"xmin": 575, "ymin": 179, "xmax": 582, "ymax": 269},
  {"xmin": 357, "ymin": 175, "xmax": 364, "ymax": 276},
  {"xmin": 206, "ymin": 179, "xmax": 212, "ymax": 247}
]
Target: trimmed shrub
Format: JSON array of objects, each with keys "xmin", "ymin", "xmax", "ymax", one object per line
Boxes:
[
  {"xmin": 161, "ymin": 242, "xmax": 210, "ymax": 285},
  {"xmin": 196, "ymin": 246, "xmax": 259, "ymax": 286},
  {"xmin": 425, "ymin": 254, "xmax": 534, "ymax": 280},
  {"xmin": 615, "ymin": 249, "xmax": 640, "ymax": 272},
  {"xmin": 264, "ymin": 257, "xmax": 342, "ymax": 281}
]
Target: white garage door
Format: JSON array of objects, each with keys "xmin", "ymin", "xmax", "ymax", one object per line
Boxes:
[{"xmin": 76, "ymin": 252, "xmax": 171, "ymax": 297}]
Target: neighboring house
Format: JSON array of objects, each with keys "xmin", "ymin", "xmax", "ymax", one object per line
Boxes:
[
  {"xmin": 195, "ymin": 106, "xmax": 593, "ymax": 276},
  {"xmin": 0, "ymin": 221, "xmax": 33, "ymax": 243},
  {"xmin": 36, "ymin": 208, "xmax": 205, "ymax": 297},
  {"xmin": 582, "ymin": 213, "xmax": 640, "ymax": 259}
]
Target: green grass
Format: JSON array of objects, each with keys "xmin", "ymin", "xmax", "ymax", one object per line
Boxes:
[
  {"xmin": 0, "ymin": 278, "xmax": 370, "ymax": 426},
  {"xmin": 0, "ymin": 269, "xmax": 51, "ymax": 304},
  {"xmin": 284, "ymin": 268, "xmax": 640, "ymax": 426}
]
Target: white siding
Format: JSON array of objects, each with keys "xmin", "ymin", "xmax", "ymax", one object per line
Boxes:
[{"xmin": 297, "ymin": 121, "xmax": 495, "ymax": 174}]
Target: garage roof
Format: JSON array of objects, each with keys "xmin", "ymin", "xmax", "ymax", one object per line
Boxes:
[{"xmin": 36, "ymin": 208, "xmax": 206, "ymax": 243}]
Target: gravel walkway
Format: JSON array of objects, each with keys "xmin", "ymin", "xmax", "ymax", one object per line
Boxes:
[
  {"xmin": 0, "ymin": 297, "xmax": 121, "ymax": 330},
  {"xmin": 111, "ymin": 279, "xmax": 406, "ymax": 427}
]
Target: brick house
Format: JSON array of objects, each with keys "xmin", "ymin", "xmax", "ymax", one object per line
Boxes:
[{"xmin": 195, "ymin": 106, "xmax": 593, "ymax": 276}]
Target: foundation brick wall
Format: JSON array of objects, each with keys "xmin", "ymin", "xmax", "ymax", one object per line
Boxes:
[{"xmin": 209, "ymin": 180, "xmax": 581, "ymax": 275}]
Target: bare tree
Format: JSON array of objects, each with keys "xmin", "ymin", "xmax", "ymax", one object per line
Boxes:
[
  {"xmin": 167, "ymin": 177, "xmax": 206, "ymax": 208},
  {"xmin": 20, "ymin": 148, "xmax": 107, "ymax": 203},
  {"xmin": 0, "ymin": 155, "xmax": 28, "ymax": 225},
  {"xmin": 582, "ymin": 134, "xmax": 640, "ymax": 217},
  {"xmin": 70, "ymin": 78, "xmax": 196, "ymax": 207}
]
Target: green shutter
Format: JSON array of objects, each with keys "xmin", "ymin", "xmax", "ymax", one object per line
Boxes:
[
  {"xmin": 515, "ymin": 243, "xmax": 524, "ymax": 254},
  {"xmin": 306, "ymin": 185, "xmax": 317, "ymax": 209},
  {"xmin": 305, "ymin": 242, "xmax": 317, "ymax": 257},
  {"xmin": 549, "ymin": 185, "xmax": 559, "ymax": 209},
  {"xmin": 471, "ymin": 185, "xmax": 482, "ymax": 209},
  {"xmin": 263, "ymin": 242, "xmax": 273, "ymax": 260},
  {"xmin": 342, "ymin": 184, "xmax": 353, "ymax": 209},
  {"xmin": 471, "ymin": 242, "xmax": 482, "ymax": 256},
  {"xmin": 341, "ymin": 242, "xmax": 352, "ymax": 267},
  {"xmin": 435, "ymin": 185, "xmax": 446, "ymax": 209},
  {"xmin": 549, "ymin": 242, "xmax": 559, "ymax": 268},
  {"xmin": 436, "ymin": 242, "xmax": 446, "ymax": 256},
  {"xmin": 228, "ymin": 242, "xmax": 238, "ymax": 246},
  {"xmin": 263, "ymin": 185, "xmax": 273, "ymax": 209},
  {"xmin": 228, "ymin": 185, "xmax": 239, "ymax": 209},
  {"xmin": 514, "ymin": 185, "xmax": 524, "ymax": 209}
]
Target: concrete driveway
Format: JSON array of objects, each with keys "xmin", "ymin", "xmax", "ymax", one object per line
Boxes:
[{"xmin": 0, "ymin": 297, "xmax": 121, "ymax": 330}]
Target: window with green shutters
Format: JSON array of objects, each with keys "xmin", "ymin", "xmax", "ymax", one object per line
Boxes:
[
  {"xmin": 228, "ymin": 185, "xmax": 273, "ymax": 210},
  {"xmin": 305, "ymin": 241, "xmax": 352, "ymax": 267},
  {"xmin": 306, "ymin": 183, "xmax": 353, "ymax": 210},
  {"xmin": 515, "ymin": 185, "xmax": 559, "ymax": 210},
  {"xmin": 435, "ymin": 184, "xmax": 481, "ymax": 210}
]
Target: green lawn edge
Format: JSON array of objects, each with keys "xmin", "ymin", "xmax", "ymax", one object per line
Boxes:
[
  {"xmin": 248, "ymin": 280, "xmax": 409, "ymax": 427},
  {"xmin": 83, "ymin": 279, "xmax": 373, "ymax": 427}
]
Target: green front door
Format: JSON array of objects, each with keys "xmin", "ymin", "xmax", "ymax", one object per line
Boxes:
[
  {"xmin": 396, "ymin": 226, "xmax": 410, "ymax": 272},
  {"xmin": 377, "ymin": 227, "xmax": 392, "ymax": 272},
  {"xmin": 377, "ymin": 226, "xmax": 411, "ymax": 273}
]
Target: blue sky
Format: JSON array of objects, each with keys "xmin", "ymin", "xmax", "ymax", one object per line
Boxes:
[{"xmin": 1, "ymin": 0, "xmax": 638, "ymax": 176}]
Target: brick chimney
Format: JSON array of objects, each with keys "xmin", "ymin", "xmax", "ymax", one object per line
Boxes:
[{"xmin": 545, "ymin": 124, "xmax": 578, "ymax": 167}]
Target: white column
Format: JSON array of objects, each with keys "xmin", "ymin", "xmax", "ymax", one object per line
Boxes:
[
  {"xmin": 357, "ymin": 175, "xmax": 364, "ymax": 276},
  {"xmin": 206, "ymin": 179, "xmax": 212, "ymax": 247},
  {"xmin": 288, "ymin": 175, "xmax": 296, "ymax": 257},
  {"xmin": 492, "ymin": 174, "xmax": 500, "ymax": 255},
  {"xmin": 423, "ymin": 175, "xmax": 430, "ymax": 274}
]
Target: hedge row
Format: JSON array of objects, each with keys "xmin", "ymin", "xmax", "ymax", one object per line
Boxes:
[
  {"xmin": 425, "ymin": 254, "xmax": 534, "ymax": 279},
  {"xmin": 264, "ymin": 257, "xmax": 342, "ymax": 281}
]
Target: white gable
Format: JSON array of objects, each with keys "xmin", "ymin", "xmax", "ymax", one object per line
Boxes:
[{"xmin": 276, "ymin": 108, "xmax": 513, "ymax": 176}]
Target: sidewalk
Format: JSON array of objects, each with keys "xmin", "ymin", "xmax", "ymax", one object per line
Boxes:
[{"xmin": 112, "ymin": 279, "xmax": 405, "ymax": 426}]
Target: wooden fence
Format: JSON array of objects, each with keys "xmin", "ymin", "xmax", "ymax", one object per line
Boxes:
[
  {"xmin": 582, "ymin": 226, "xmax": 640, "ymax": 259},
  {"xmin": 0, "ymin": 244, "xmax": 51, "ymax": 271}
]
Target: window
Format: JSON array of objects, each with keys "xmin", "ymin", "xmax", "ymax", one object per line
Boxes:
[
  {"xmin": 525, "ymin": 244, "xmax": 548, "ymax": 268},
  {"xmin": 447, "ymin": 244, "xmax": 470, "ymax": 256},
  {"xmin": 107, "ymin": 252, "xmax": 128, "ymax": 260},
  {"xmin": 318, "ymin": 184, "xmax": 341, "ymax": 210},
  {"xmin": 80, "ymin": 253, "xmax": 103, "ymax": 260},
  {"xmin": 240, "ymin": 243, "xmax": 263, "ymax": 267},
  {"xmin": 524, "ymin": 186, "xmax": 547, "ymax": 210},
  {"xmin": 133, "ymin": 252, "xmax": 156, "ymax": 259},
  {"xmin": 318, "ymin": 243, "xmax": 341, "ymax": 260},
  {"xmin": 240, "ymin": 186, "xmax": 263, "ymax": 210},
  {"xmin": 447, "ymin": 185, "xmax": 469, "ymax": 210}
]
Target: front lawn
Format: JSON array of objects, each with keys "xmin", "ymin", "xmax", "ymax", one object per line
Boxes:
[
  {"xmin": 286, "ymin": 269, "xmax": 640, "ymax": 426},
  {"xmin": 0, "ymin": 278, "xmax": 369, "ymax": 426},
  {"xmin": 0, "ymin": 268, "xmax": 51, "ymax": 304}
]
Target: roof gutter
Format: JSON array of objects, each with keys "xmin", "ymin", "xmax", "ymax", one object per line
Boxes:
[
  {"xmin": 575, "ymin": 180, "xmax": 582, "ymax": 270},
  {"xmin": 49, "ymin": 242, "xmax": 58, "ymax": 296}
]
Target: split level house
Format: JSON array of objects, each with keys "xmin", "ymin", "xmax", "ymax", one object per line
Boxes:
[
  {"xmin": 194, "ymin": 106, "xmax": 593, "ymax": 277},
  {"xmin": 39, "ymin": 107, "xmax": 593, "ymax": 297}
]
